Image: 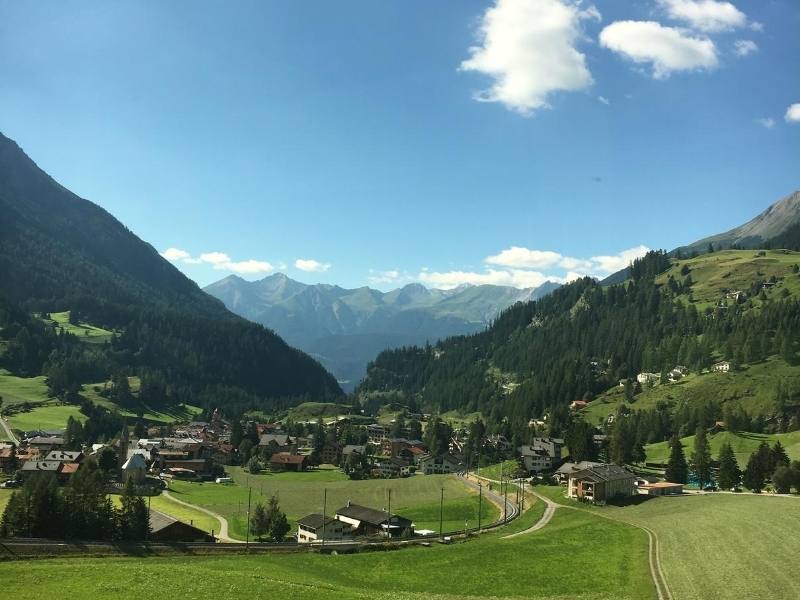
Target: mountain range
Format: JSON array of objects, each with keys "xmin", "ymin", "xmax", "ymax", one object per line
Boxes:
[
  {"xmin": 0, "ymin": 131, "xmax": 341, "ymax": 409},
  {"xmin": 205, "ymin": 274, "xmax": 559, "ymax": 389}
]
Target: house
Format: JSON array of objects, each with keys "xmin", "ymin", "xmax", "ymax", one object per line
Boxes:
[
  {"xmin": 712, "ymin": 361, "xmax": 731, "ymax": 373},
  {"xmin": 335, "ymin": 502, "xmax": 414, "ymax": 538},
  {"xmin": 19, "ymin": 460, "xmax": 79, "ymax": 483},
  {"xmin": 0, "ymin": 446, "xmax": 17, "ymax": 472},
  {"xmin": 270, "ymin": 452, "xmax": 306, "ymax": 472},
  {"xmin": 121, "ymin": 453, "xmax": 148, "ymax": 483},
  {"xmin": 44, "ymin": 450, "xmax": 84, "ymax": 463},
  {"xmin": 296, "ymin": 514, "xmax": 353, "ymax": 543},
  {"xmin": 26, "ymin": 436, "xmax": 65, "ymax": 453},
  {"xmin": 373, "ymin": 457, "xmax": 412, "ymax": 478},
  {"xmin": 258, "ymin": 434, "xmax": 298, "ymax": 455},
  {"xmin": 554, "ymin": 460, "xmax": 603, "ymax": 484},
  {"xmin": 149, "ymin": 510, "xmax": 213, "ymax": 542},
  {"xmin": 668, "ymin": 369, "xmax": 685, "ymax": 383},
  {"xmin": 417, "ymin": 453, "xmax": 463, "ymax": 475},
  {"xmin": 341, "ymin": 445, "xmax": 366, "ymax": 459},
  {"xmin": 636, "ymin": 481, "xmax": 683, "ymax": 496},
  {"xmin": 636, "ymin": 372, "xmax": 660, "ymax": 385},
  {"xmin": 569, "ymin": 400, "xmax": 588, "ymax": 411},
  {"xmin": 162, "ymin": 458, "xmax": 211, "ymax": 475},
  {"xmin": 319, "ymin": 442, "xmax": 341, "ymax": 465},
  {"xmin": 518, "ymin": 438, "xmax": 564, "ymax": 473},
  {"xmin": 567, "ymin": 464, "xmax": 635, "ymax": 503}
]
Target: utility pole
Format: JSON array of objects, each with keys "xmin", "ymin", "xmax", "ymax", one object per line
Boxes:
[
  {"xmin": 439, "ymin": 487, "xmax": 444, "ymax": 540},
  {"xmin": 321, "ymin": 488, "xmax": 327, "ymax": 549},
  {"xmin": 387, "ymin": 488, "xmax": 392, "ymax": 539},
  {"xmin": 245, "ymin": 487, "xmax": 252, "ymax": 551},
  {"xmin": 477, "ymin": 483, "xmax": 483, "ymax": 532},
  {"xmin": 147, "ymin": 494, "xmax": 151, "ymax": 542},
  {"xmin": 503, "ymin": 477, "xmax": 508, "ymax": 523}
]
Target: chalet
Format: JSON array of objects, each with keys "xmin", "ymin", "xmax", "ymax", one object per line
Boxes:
[
  {"xmin": 417, "ymin": 453, "xmax": 463, "ymax": 475},
  {"xmin": 568, "ymin": 464, "xmax": 635, "ymax": 503},
  {"xmin": 569, "ymin": 400, "xmax": 588, "ymax": 411},
  {"xmin": 19, "ymin": 460, "xmax": 78, "ymax": 483},
  {"xmin": 258, "ymin": 434, "xmax": 298, "ymax": 455},
  {"xmin": 319, "ymin": 442, "xmax": 341, "ymax": 465},
  {"xmin": 366, "ymin": 424, "xmax": 389, "ymax": 444},
  {"xmin": 373, "ymin": 457, "xmax": 412, "ymax": 478},
  {"xmin": 162, "ymin": 458, "xmax": 211, "ymax": 475},
  {"xmin": 668, "ymin": 369, "xmax": 685, "ymax": 383},
  {"xmin": 270, "ymin": 452, "xmax": 306, "ymax": 472},
  {"xmin": 712, "ymin": 361, "xmax": 731, "ymax": 373},
  {"xmin": 554, "ymin": 460, "xmax": 603, "ymax": 484},
  {"xmin": 0, "ymin": 445, "xmax": 17, "ymax": 472},
  {"xmin": 26, "ymin": 436, "xmax": 65, "ymax": 453},
  {"xmin": 44, "ymin": 450, "xmax": 84, "ymax": 463},
  {"xmin": 636, "ymin": 481, "xmax": 683, "ymax": 496},
  {"xmin": 149, "ymin": 510, "xmax": 213, "ymax": 542},
  {"xmin": 636, "ymin": 372, "xmax": 660, "ymax": 386},
  {"xmin": 518, "ymin": 438, "xmax": 564, "ymax": 473},
  {"xmin": 297, "ymin": 514, "xmax": 353, "ymax": 543},
  {"xmin": 335, "ymin": 502, "xmax": 414, "ymax": 538}
]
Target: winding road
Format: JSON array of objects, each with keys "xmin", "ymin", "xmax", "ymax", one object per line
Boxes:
[{"xmin": 0, "ymin": 417, "xmax": 18, "ymax": 445}]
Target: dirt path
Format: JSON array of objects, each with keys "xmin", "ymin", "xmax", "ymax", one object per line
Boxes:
[
  {"xmin": 0, "ymin": 417, "xmax": 18, "ymax": 445},
  {"xmin": 502, "ymin": 489, "xmax": 557, "ymax": 539},
  {"xmin": 161, "ymin": 490, "xmax": 242, "ymax": 543}
]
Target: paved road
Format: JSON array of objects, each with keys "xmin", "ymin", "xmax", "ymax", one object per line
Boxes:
[
  {"xmin": 162, "ymin": 490, "xmax": 241, "ymax": 543},
  {"xmin": 0, "ymin": 417, "xmax": 18, "ymax": 445}
]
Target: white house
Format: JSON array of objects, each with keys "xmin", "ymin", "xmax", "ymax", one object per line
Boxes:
[
  {"xmin": 712, "ymin": 361, "xmax": 731, "ymax": 373},
  {"xmin": 518, "ymin": 438, "xmax": 564, "ymax": 473},
  {"xmin": 297, "ymin": 514, "xmax": 352, "ymax": 543}
]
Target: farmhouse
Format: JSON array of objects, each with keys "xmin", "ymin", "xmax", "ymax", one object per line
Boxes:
[
  {"xmin": 335, "ymin": 502, "xmax": 414, "ymax": 538},
  {"xmin": 636, "ymin": 372, "xmax": 660, "ymax": 385},
  {"xmin": 270, "ymin": 452, "xmax": 306, "ymax": 472},
  {"xmin": 518, "ymin": 438, "xmax": 564, "ymax": 473},
  {"xmin": 26, "ymin": 436, "xmax": 65, "ymax": 452},
  {"xmin": 373, "ymin": 457, "xmax": 412, "ymax": 478},
  {"xmin": 569, "ymin": 400, "xmax": 587, "ymax": 411},
  {"xmin": 567, "ymin": 464, "xmax": 635, "ymax": 503},
  {"xmin": 258, "ymin": 434, "xmax": 298, "ymax": 454},
  {"xmin": 149, "ymin": 510, "xmax": 213, "ymax": 542},
  {"xmin": 554, "ymin": 460, "xmax": 603, "ymax": 484},
  {"xmin": 19, "ymin": 460, "xmax": 78, "ymax": 483},
  {"xmin": 417, "ymin": 452, "xmax": 463, "ymax": 475},
  {"xmin": 319, "ymin": 442, "xmax": 341, "ymax": 465},
  {"xmin": 712, "ymin": 361, "xmax": 731, "ymax": 373},
  {"xmin": 296, "ymin": 513, "xmax": 353, "ymax": 543}
]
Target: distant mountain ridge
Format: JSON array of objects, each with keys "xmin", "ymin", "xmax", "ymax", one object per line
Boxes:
[{"xmin": 205, "ymin": 274, "xmax": 559, "ymax": 389}]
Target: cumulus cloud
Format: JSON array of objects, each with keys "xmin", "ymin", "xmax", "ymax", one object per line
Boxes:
[
  {"xmin": 459, "ymin": 0, "xmax": 598, "ymax": 115},
  {"xmin": 295, "ymin": 258, "xmax": 331, "ymax": 273},
  {"xmin": 485, "ymin": 247, "xmax": 563, "ymax": 269},
  {"xmin": 658, "ymin": 0, "xmax": 746, "ymax": 33},
  {"xmin": 368, "ymin": 269, "xmax": 402, "ymax": 285},
  {"xmin": 600, "ymin": 21, "xmax": 718, "ymax": 79},
  {"xmin": 597, "ymin": 95, "xmax": 610, "ymax": 105},
  {"xmin": 161, "ymin": 248, "xmax": 274, "ymax": 275},
  {"xmin": 756, "ymin": 117, "xmax": 775, "ymax": 129},
  {"xmin": 590, "ymin": 245, "xmax": 650, "ymax": 273},
  {"xmin": 733, "ymin": 39, "xmax": 757, "ymax": 57},
  {"xmin": 419, "ymin": 269, "xmax": 557, "ymax": 290},
  {"xmin": 786, "ymin": 104, "xmax": 800, "ymax": 123},
  {"xmin": 749, "ymin": 21, "xmax": 764, "ymax": 32}
]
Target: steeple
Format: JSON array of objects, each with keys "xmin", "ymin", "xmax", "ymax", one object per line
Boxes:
[{"xmin": 118, "ymin": 423, "xmax": 129, "ymax": 471}]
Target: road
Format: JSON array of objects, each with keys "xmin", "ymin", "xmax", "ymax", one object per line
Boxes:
[
  {"xmin": 0, "ymin": 416, "xmax": 18, "ymax": 445},
  {"xmin": 501, "ymin": 488, "xmax": 557, "ymax": 539},
  {"xmin": 162, "ymin": 490, "xmax": 241, "ymax": 543}
]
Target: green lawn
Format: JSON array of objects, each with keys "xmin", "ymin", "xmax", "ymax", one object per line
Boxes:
[
  {"xmin": 0, "ymin": 489, "xmax": 11, "ymax": 515},
  {"xmin": 0, "ymin": 507, "xmax": 654, "ymax": 600},
  {"xmin": 478, "ymin": 459, "xmax": 521, "ymax": 481},
  {"xmin": 167, "ymin": 470, "xmax": 497, "ymax": 540},
  {"xmin": 538, "ymin": 484, "xmax": 800, "ymax": 600},
  {"xmin": 8, "ymin": 403, "xmax": 86, "ymax": 432},
  {"xmin": 645, "ymin": 430, "xmax": 800, "ymax": 467},
  {"xmin": 0, "ymin": 371, "xmax": 50, "ymax": 408}
]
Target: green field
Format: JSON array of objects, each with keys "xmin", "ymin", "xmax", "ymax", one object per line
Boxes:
[
  {"xmin": 0, "ymin": 506, "xmax": 653, "ymax": 600},
  {"xmin": 538, "ymin": 484, "xmax": 800, "ymax": 600},
  {"xmin": 164, "ymin": 469, "xmax": 498, "ymax": 540},
  {"xmin": 645, "ymin": 429, "xmax": 800, "ymax": 467},
  {"xmin": 478, "ymin": 459, "xmax": 520, "ymax": 481},
  {"xmin": 582, "ymin": 356, "xmax": 800, "ymax": 426},
  {"xmin": 0, "ymin": 370, "xmax": 50, "ymax": 408},
  {"xmin": 0, "ymin": 489, "xmax": 11, "ymax": 514},
  {"xmin": 110, "ymin": 491, "xmax": 219, "ymax": 536},
  {"xmin": 8, "ymin": 403, "xmax": 86, "ymax": 432},
  {"xmin": 38, "ymin": 311, "xmax": 115, "ymax": 343}
]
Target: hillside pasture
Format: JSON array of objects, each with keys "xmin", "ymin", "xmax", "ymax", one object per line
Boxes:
[
  {"xmin": 645, "ymin": 429, "xmax": 800, "ymax": 467},
  {"xmin": 37, "ymin": 311, "xmax": 115, "ymax": 344},
  {"xmin": 0, "ymin": 506, "xmax": 654, "ymax": 600}
]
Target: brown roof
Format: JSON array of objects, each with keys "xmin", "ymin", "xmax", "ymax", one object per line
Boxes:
[
  {"xmin": 270, "ymin": 453, "xmax": 305, "ymax": 465},
  {"xmin": 59, "ymin": 462, "xmax": 80, "ymax": 474},
  {"xmin": 640, "ymin": 481, "xmax": 683, "ymax": 489}
]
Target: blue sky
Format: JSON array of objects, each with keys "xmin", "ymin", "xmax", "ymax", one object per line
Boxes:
[{"xmin": 1, "ymin": 0, "xmax": 798, "ymax": 290}]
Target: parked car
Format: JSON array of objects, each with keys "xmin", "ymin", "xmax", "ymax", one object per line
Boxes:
[
  {"xmin": 1, "ymin": 480, "xmax": 21, "ymax": 488},
  {"xmin": 215, "ymin": 476, "xmax": 233, "ymax": 484}
]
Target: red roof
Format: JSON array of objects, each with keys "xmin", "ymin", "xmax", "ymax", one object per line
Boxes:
[
  {"xmin": 270, "ymin": 453, "xmax": 305, "ymax": 465},
  {"xmin": 58, "ymin": 463, "xmax": 80, "ymax": 474}
]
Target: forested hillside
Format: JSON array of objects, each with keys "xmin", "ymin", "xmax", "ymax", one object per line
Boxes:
[
  {"xmin": 0, "ymin": 132, "xmax": 341, "ymax": 420},
  {"xmin": 359, "ymin": 250, "xmax": 800, "ymax": 436}
]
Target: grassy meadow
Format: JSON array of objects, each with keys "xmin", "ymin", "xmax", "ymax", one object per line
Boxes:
[
  {"xmin": 163, "ymin": 469, "xmax": 499, "ymax": 540},
  {"xmin": 0, "ymin": 506, "xmax": 654, "ymax": 600},
  {"xmin": 38, "ymin": 311, "xmax": 115, "ymax": 344},
  {"xmin": 0, "ymin": 489, "xmax": 11, "ymax": 515},
  {"xmin": 645, "ymin": 429, "xmax": 800, "ymax": 467}
]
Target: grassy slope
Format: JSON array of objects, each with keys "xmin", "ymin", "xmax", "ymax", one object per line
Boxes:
[
  {"xmin": 645, "ymin": 429, "xmax": 800, "ymax": 467},
  {"xmin": 38, "ymin": 311, "xmax": 114, "ymax": 344},
  {"xmin": 0, "ymin": 489, "xmax": 11, "ymax": 514},
  {"xmin": 165, "ymin": 469, "xmax": 498, "ymax": 540},
  {"xmin": 582, "ymin": 356, "xmax": 800, "ymax": 426},
  {"xmin": 538, "ymin": 484, "xmax": 800, "ymax": 600},
  {"xmin": 0, "ymin": 507, "xmax": 653, "ymax": 600}
]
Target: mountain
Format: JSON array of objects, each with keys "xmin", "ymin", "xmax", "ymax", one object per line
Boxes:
[
  {"xmin": 0, "ymin": 131, "xmax": 341, "ymax": 412},
  {"xmin": 602, "ymin": 191, "xmax": 800, "ymax": 285},
  {"xmin": 358, "ymin": 249, "xmax": 800, "ymax": 428},
  {"xmin": 204, "ymin": 274, "xmax": 559, "ymax": 389}
]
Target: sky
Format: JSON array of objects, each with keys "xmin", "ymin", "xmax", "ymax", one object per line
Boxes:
[{"xmin": 0, "ymin": 0, "xmax": 798, "ymax": 290}]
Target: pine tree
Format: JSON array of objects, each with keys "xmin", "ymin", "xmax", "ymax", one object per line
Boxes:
[
  {"xmin": 690, "ymin": 427, "xmax": 713, "ymax": 488},
  {"xmin": 250, "ymin": 502, "xmax": 269, "ymax": 541},
  {"xmin": 716, "ymin": 443, "xmax": 740, "ymax": 490},
  {"xmin": 665, "ymin": 434, "xmax": 688, "ymax": 484},
  {"xmin": 743, "ymin": 445, "xmax": 769, "ymax": 493},
  {"xmin": 264, "ymin": 494, "xmax": 290, "ymax": 542},
  {"xmin": 770, "ymin": 441, "xmax": 790, "ymax": 471},
  {"xmin": 118, "ymin": 478, "xmax": 149, "ymax": 541}
]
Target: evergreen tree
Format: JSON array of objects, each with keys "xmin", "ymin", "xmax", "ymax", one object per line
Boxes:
[
  {"xmin": 264, "ymin": 495, "xmax": 290, "ymax": 542},
  {"xmin": 690, "ymin": 427, "xmax": 713, "ymax": 488},
  {"xmin": 770, "ymin": 441, "xmax": 790, "ymax": 471},
  {"xmin": 665, "ymin": 434, "xmax": 688, "ymax": 484},
  {"xmin": 250, "ymin": 502, "xmax": 269, "ymax": 541},
  {"xmin": 716, "ymin": 443, "xmax": 741, "ymax": 490},
  {"xmin": 743, "ymin": 447, "xmax": 768, "ymax": 493},
  {"xmin": 772, "ymin": 465, "xmax": 794, "ymax": 494},
  {"xmin": 246, "ymin": 456, "xmax": 261, "ymax": 474},
  {"xmin": 118, "ymin": 477, "xmax": 149, "ymax": 541}
]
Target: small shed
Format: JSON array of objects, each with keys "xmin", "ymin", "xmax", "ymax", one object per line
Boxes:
[{"xmin": 148, "ymin": 510, "xmax": 213, "ymax": 542}]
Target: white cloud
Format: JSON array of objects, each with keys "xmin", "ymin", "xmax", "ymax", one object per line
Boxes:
[
  {"xmin": 485, "ymin": 247, "xmax": 563, "ymax": 269},
  {"xmin": 590, "ymin": 245, "xmax": 650, "ymax": 273},
  {"xmin": 733, "ymin": 39, "xmax": 757, "ymax": 57},
  {"xmin": 786, "ymin": 104, "xmax": 800, "ymax": 123},
  {"xmin": 419, "ymin": 268, "xmax": 557, "ymax": 290},
  {"xmin": 368, "ymin": 269, "xmax": 401, "ymax": 285},
  {"xmin": 749, "ymin": 21, "xmax": 764, "ymax": 32},
  {"xmin": 600, "ymin": 21, "xmax": 718, "ymax": 79},
  {"xmin": 658, "ymin": 0, "xmax": 746, "ymax": 33},
  {"xmin": 459, "ymin": 0, "xmax": 597, "ymax": 115},
  {"xmin": 161, "ymin": 248, "xmax": 274, "ymax": 275},
  {"xmin": 161, "ymin": 247, "xmax": 191, "ymax": 262},
  {"xmin": 295, "ymin": 258, "xmax": 331, "ymax": 273},
  {"xmin": 597, "ymin": 95, "xmax": 610, "ymax": 105},
  {"xmin": 756, "ymin": 117, "xmax": 775, "ymax": 129}
]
